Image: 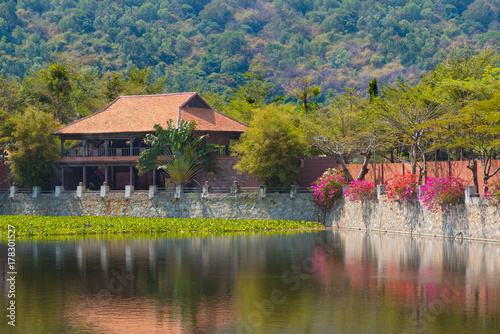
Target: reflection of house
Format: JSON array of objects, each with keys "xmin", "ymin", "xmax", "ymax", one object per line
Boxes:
[{"xmin": 53, "ymin": 93, "xmax": 247, "ymax": 190}]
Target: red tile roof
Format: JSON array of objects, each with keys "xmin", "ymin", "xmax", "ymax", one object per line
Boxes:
[{"xmin": 54, "ymin": 93, "xmax": 247, "ymax": 136}]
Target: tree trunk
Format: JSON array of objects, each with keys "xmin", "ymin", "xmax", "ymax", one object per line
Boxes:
[
  {"xmin": 481, "ymin": 157, "xmax": 500, "ymax": 195},
  {"xmin": 335, "ymin": 154, "xmax": 354, "ymax": 182},
  {"xmin": 356, "ymin": 151, "xmax": 372, "ymax": 181},
  {"xmin": 411, "ymin": 142, "xmax": 418, "ymax": 175},
  {"xmin": 417, "ymin": 153, "xmax": 427, "ymax": 185},
  {"xmin": 466, "ymin": 160, "xmax": 479, "ymax": 192}
]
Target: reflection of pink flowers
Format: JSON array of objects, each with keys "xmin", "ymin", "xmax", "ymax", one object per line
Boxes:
[{"xmin": 311, "ymin": 168, "xmax": 348, "ymax": 208}]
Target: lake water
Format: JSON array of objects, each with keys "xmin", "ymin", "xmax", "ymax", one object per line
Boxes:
[{"xmin": 1, "ymin": 229, "xmax": 500, "ymax": 333}]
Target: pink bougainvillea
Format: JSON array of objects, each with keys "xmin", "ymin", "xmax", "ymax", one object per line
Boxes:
[
  {"xmin": 345, "ymin": 180, "xmax": 377, "ymax": 202},
  {"xmin": 485, "ymin": 180, "xmax": 500, "ymax": 205},
  {"xmin": 311, "ymin": 168, "xmax": 348, "ymax": 208},
  {"xmin": 386, "ymin": 172, "xmax": 418, "ymax": 202},
  {"xmin": 418, "ymin": 176, "xmax": 465, "ymax": 211}
]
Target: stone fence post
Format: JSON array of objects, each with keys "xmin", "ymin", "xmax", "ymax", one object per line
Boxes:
[
  {"xmin": 125, "ymin": 185, "xmax": 134, "ymax": 199},
  {"xmin": 101, "ymin": 182, "xmax": 110, "ymax": 198},
  {"xmin": 9, "ymin": 186, "xmax": 17, "ymax": 198},
  {"xmin": 174, "ymin": 184, "xmax": 182, "ymax": 199},
  {"xmin": 342, "ymin": 185, "xmax": 349, "ymax": 199},
  {"xmin": 55, "ymin": 186, "xmax": 63, "ymax": 198},
  {"xmin": 32, "ymin": 186, "xmax": 41, "ymax": 198},
  {"xmin": 465, "ymin": 186, "xmax": 478, "ymax": 204},
  {"xmin": 290, "ymin": 184, "xmax": 297, "ymax": 198},
  {"xmin": 259, "ymin": 185, "xmax": 267, "ymax": 198},
  {"xmin": 76, "ymin": 182, "xmax": 85, "ymax": 198},
  {"xmin": 202, "ymin": 184, "xmax": 210, "ymax": 198},
  {"xmin": 376, "ymin": 185, "xmax": 386, "ymax": 199},
  {"xmin": 149, "ymin": 185, "xmax": 157, "ymax": 199}
]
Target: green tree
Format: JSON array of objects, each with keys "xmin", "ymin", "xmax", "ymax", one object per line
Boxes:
[
  {"xmin": 435, "ymin": 92, "xmax": 500, "ymax": 192},
  {"xmin": 23, "ymin": 62, "xmax": 73, "ymax": 123},
  {"xmin": 137, "ymin": 120, "xmax": 215, "ymax": 185},
  {"xmin": 233, "ymin": 104, "xmax": 307, "ymax": 187},
  {"xmin": 367, "ymin": 77, "xmax": 379, "ymax": 103},
  {"xmin": 303, "ymin": 88, "xmax": 378, "ymax": 182},
  {"xmin": 376, "ymin": 83, "xmax": 445, "ymax": 181},
  {"xmin": 427, "ymin": 48, "xmax": 500, "ymax": 189},
  {"xmin": 6, "ymin": 108, "xmax": 61, "ymax": 189},
  {"xmin": 225, "ymin": 71, "xmax": 279, "ymax": 123},
  {"xmin": 287, "ymin": 76, "xmax": 321, "ymax": 114}
]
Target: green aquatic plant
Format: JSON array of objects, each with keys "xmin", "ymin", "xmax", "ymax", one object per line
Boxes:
[{"xmin": 0, "ymin": 216, "xmax": 323, "ymax": 237}]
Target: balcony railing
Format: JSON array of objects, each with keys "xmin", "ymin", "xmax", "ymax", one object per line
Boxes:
[
  {"xmin": 63, "ymin": 147, "xmax": 147, "ymax": 158},
  {"xmin": 63, "ymin": 146, "xmax": 229, "ymax": 158}
]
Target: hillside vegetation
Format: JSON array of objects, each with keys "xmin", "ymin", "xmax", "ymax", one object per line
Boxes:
[{"xmin": 1, "ymin": 0, "xmax": 500, "ymax": 96}]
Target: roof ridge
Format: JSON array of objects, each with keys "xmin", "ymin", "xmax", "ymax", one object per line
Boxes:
[{"xmin": 120, "ymin": 92, "xmax": 196, "ymax": 98}]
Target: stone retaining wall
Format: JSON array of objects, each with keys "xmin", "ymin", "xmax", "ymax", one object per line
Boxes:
[
  {"xmin": 326, "ymin": 196, "xmax": 500, "ymax": 241},
  {"xmin": 0, "ymin": 193, "xmax": 320, "ymax": 221},
  {"xmin": 1, "ymin": 191, "xmax": 499, "ymax": 242}
]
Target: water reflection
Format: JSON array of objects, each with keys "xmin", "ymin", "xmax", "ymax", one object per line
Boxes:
[{"xmin": 1, "ymin": 231, "xmax": 499, "ymax": 333}]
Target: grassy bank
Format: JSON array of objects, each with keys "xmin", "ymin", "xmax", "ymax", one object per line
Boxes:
[{"xmin": 0, "ymin": 215, "xmax": 323, "ymax": 237}]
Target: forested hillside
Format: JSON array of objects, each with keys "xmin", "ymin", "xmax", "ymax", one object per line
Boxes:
[{"xmin": 0, "ymin": 0, "xmax": 499, "ymax": 96}]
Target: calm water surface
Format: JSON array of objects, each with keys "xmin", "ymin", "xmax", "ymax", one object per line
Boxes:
[{"xmin": 1, "ymin": 229, "xmax": 500, "ymax": 333}]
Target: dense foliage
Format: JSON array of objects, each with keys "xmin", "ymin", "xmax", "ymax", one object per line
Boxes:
[
  {"xmin": 137, "ymin": 119, "xmax": 215, "ymax": 185},
  {"xmin": 311, "ymin": 168, "xmax": 348, "ymax": 208},
  {"xmin": 0, "ymin": 216, "xmax": 322, "ymax": 236},
  {"xmin": 0, "ymin": 0, "xmax": 499, "ymax": 96},
  {"xmin": 418, "ymin": 176, "xmax": 466, "ymax": 211},
  {"xmin": 233, "ymin": 103, "xmax": 307, "ymax": 187}
]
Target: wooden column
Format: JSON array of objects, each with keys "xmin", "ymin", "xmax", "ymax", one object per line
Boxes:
[
  {"xmin": 61, "ymin": 166, "xmax": 65, "ymax": 189},
  {"xmin": 152, "ymin": 169, "xmax": 156, "ymax": 186},
  {"xmin": 83, "ymin": 166, "xmax": 87, "ymax": 188},
  {"xmin": 82, "ymin": 139, "xmax": 87, "ymax": 157},
  {"xmin": 129, "ymin": 138, "xmax": 134, "ymax": 156},
  {"xmin": 129, "ymin": 166, "xmax": 133, "ymax": 186},
  {"xmin": 104, "ymin": 166, "xmax": 109, "ymax": 185},
  {"xmin": 104, "ymin": 140, "xmax": 108, "ymax": 156},
  {"xmin": 60, "ymin": 139, "xmax": 65, "ymax": 157}
]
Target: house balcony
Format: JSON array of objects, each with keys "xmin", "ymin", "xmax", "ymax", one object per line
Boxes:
[
  {"xmin": 63, "ymin": 145, "xmax": 229, "ymax": 158},
  {"xmin": 63, "ymin": 147, "xmax": 147, "ymax": 158}
]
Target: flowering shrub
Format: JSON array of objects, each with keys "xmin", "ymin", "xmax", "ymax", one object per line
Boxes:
[
  {"xmin": 385, "ymin": 173, "xmax": 418, "ymax": 202},
  {"xmin": 311, "ymin": 168, "xmax": 348, "ymax": 208},
  {"xmin": 345, "ymin": 180, "xmax": 377, "ymax": 202},
  {"xmin": 485, "ymin": 181, "xmax": 500, "ymax": 205},
  {"xmin": 418, "ymin": 176, "xmax": 465, "ymax": 211}
]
